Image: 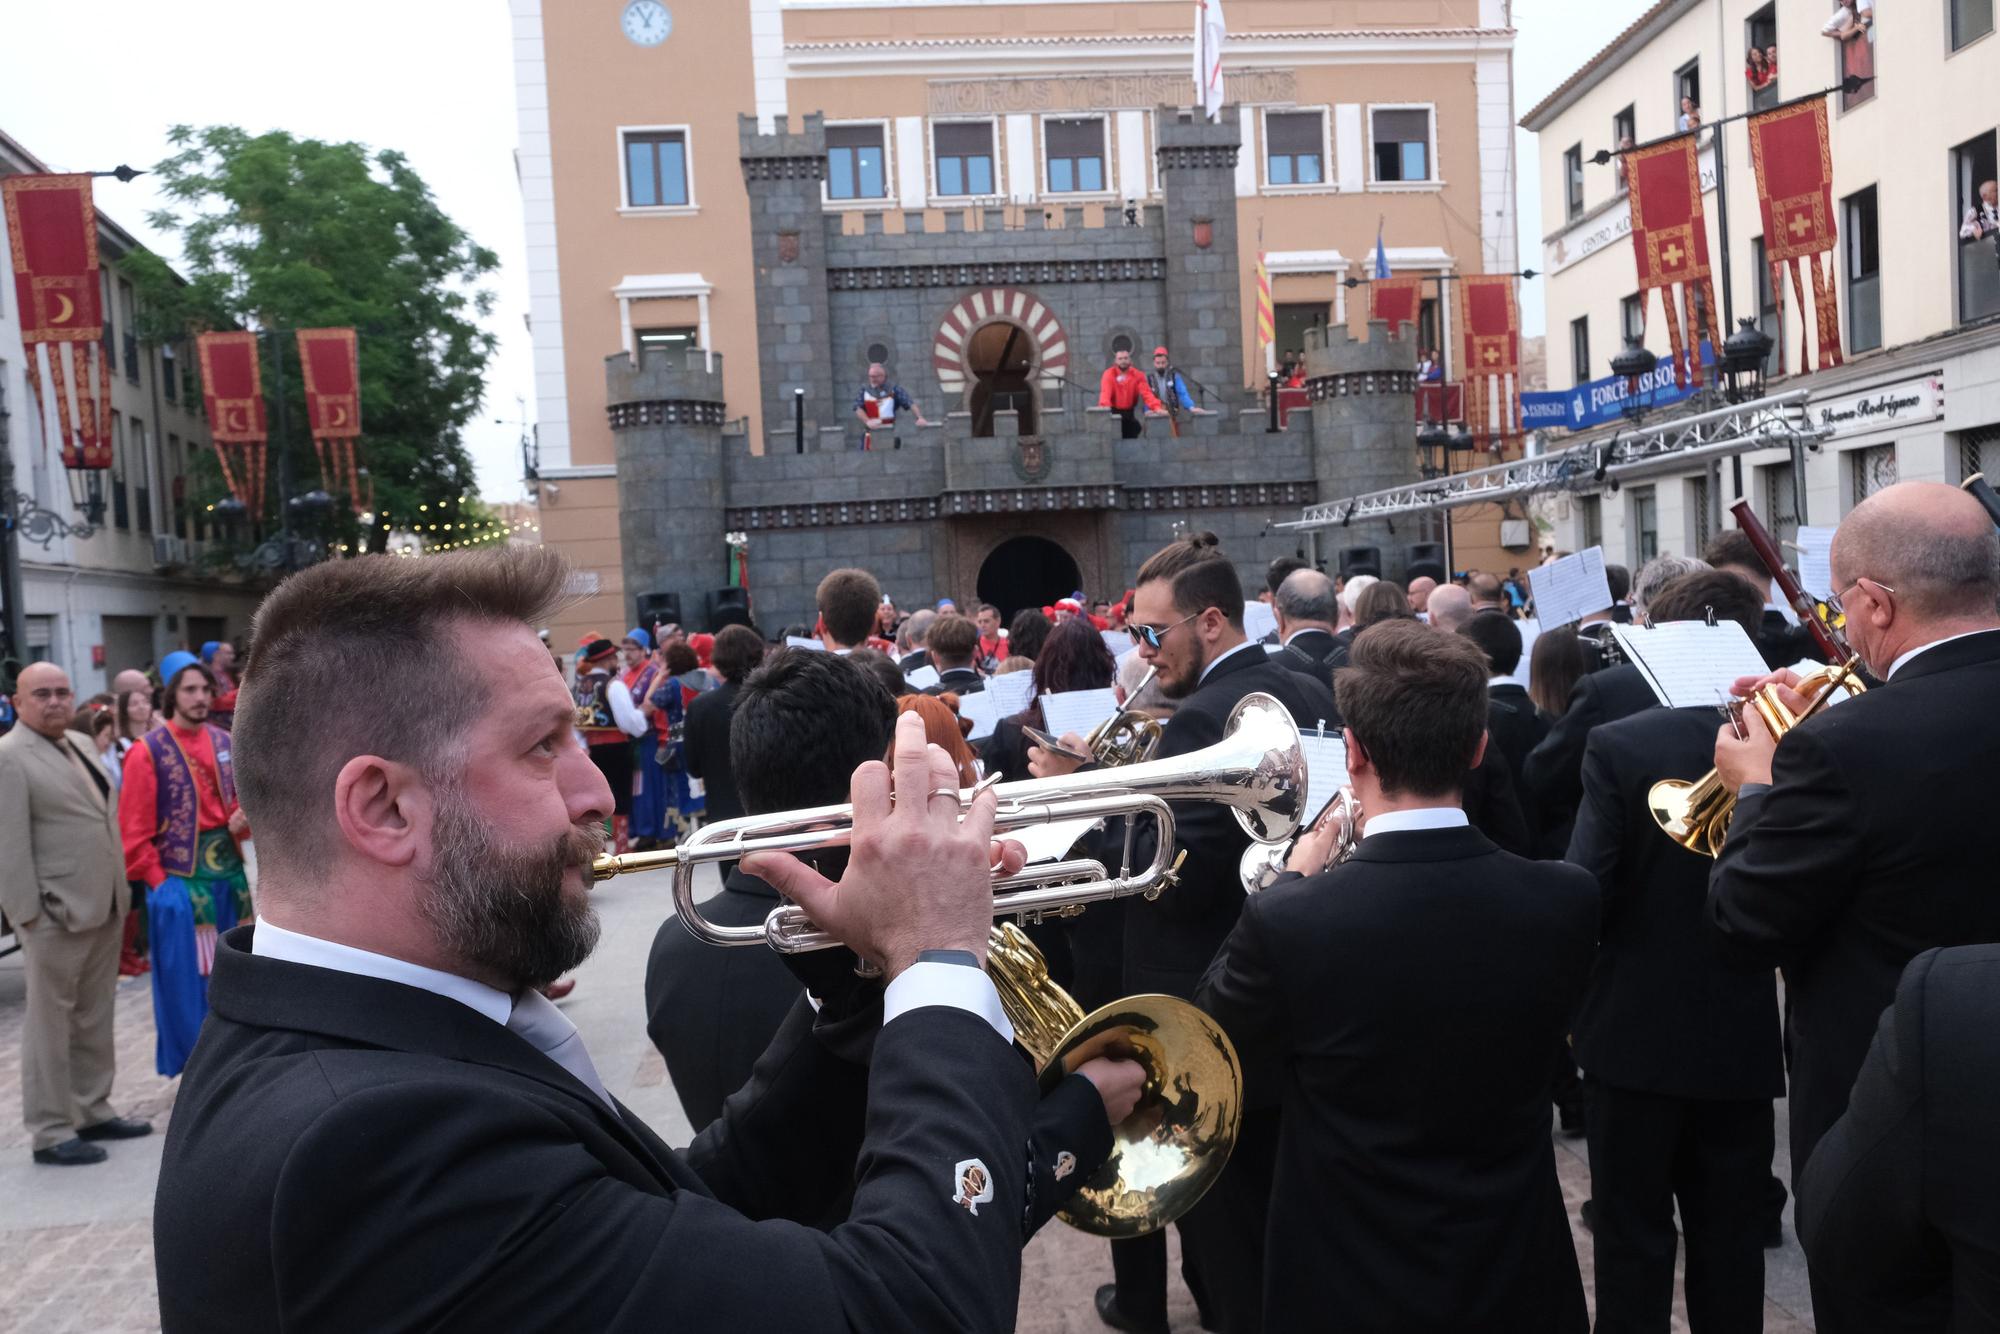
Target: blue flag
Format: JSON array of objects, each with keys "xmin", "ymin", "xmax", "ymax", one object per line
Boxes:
[{"xmin": 1371, "ymin": 225, "xmax": 1390, "ymax": 280}]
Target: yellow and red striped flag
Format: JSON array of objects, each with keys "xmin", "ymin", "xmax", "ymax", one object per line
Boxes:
[{"xmin": 1254, "ymin": 248, "xmax": 1274, "ymax": 371}]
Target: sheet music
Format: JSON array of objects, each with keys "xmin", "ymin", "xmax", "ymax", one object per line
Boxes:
[
  {"xmin": 1002, "ymin": 817, "xmax": 1104, "ymax": 866},
  {"xmin": 1511, "ymin": 618, "xmax": 1541, "ymax": 691},
  {"xmin": 985, "ymin": 671, "xmax": 1036, "ymax": 718},
  {"xmin": 957, "ymin": 689, "xmax": 1001, "ymax": 741},
  {"xmin": 1610, "ymin": 621, "xmax": 1773, "ymax": 709},
  {"xmin": 1525, "ymin": 547, "xmax": 1615, "ymax": 628},
  {"xmin": 1101, "ymin": 629, "xmax": 1133, "ymax": 660},
  {"xmin": 1038, "ymin": 688, "xmax": 1119, "ymax": 742},
  {"xmin": 1299, "ymin": 726, "xmax": 1350, "ymax": 826},
  {"xmin": 903, "ymin": 664, "xmax": 942, "ymax": 690},
  {"xmin": 1796, "ymin": 526, "xmax": 1836, "ymax": 598},
  {"xmin": 1242, "ymin": 600, "xmax": 1279, "ymax": 643},
  {"xmin": 783, "ymin": 636, "xmax": 824, "ymax": 652}
]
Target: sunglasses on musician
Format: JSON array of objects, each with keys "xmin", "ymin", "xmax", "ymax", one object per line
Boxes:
[{"xmin": 1128, "ymin": 612, "xmax": 1201, "ymax": 651}]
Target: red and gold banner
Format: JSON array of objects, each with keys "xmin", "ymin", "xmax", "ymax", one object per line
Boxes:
[
  {"xmin": 1748, "ymin": 97, "xmax": 1843, "ymax": 373},
  {"xmin": 2, "ymin": 174, "xmax": 112, "ymax": 469},
  {"xmin": 1370, "ymin": 276, "xmax": 1425, "ymax": 338},
  {"xmin": 197, "ymin": 332, "xmax": 268, "ymax": 515},
  {"xmin": 1459, "ymin": 274, "xmax": 1521, "ymax": 444},
  {"xmin": 1625, "ymin": 136, "xmax": 1722, "ymax": 388},
  {"xmin": 297, "ymin": 327, "xmax": 369, "ymax": 512}
]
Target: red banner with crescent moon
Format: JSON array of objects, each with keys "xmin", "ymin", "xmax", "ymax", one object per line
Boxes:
[
  {"xmin": 1369, "ymin": 276, "xmax": 1425, "ymax": 338},
  {"xmin": 1459, "ymin": 274, "xmax": 1521, "ymax": 445},
  {"xmin": 2, "ymin": 174, "xmax": 112, "ymax": 469},
  {"xmin": 197, "ymin": 331, "xmax": 268, "ymax": 515},
  {"xmin": 297, "ymin": 327, "xmax": 369, "ymax": 512},
  {"xmin": 1748, "ymin": 97, "xmax": 1843, "ymax": 373},
  {"xmin": 1624, "ymin": 136, "xmax": 1721, "ymax": 389}
]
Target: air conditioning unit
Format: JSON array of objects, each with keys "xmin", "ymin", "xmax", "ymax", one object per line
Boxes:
[
  {"xmin": 152, "ymin": 535, "xmax": 189, "ymax": 568},
  {"xmin": 1499, "ymin": 520, "xmax": 1532, "ymax": 550}
]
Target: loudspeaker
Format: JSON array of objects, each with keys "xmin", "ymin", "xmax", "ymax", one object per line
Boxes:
[
  {"xmin": 636, "ymin": 591, "xmax": 681, "ymax": 630},
  {"xmin": 709, "ymin": 587, "xmax": 753, "ymax": 631},
  {"xmin": 1404, "ymin": 542, "xmax": 1447, "ymax": 583},
  {"xmin": 1338, "ymin": 545, "xmax": 1382, "ymax": 580}
]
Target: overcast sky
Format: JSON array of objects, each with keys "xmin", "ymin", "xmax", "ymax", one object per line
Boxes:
[{"xmin": 0, "ymin": 1, "xmax": 1635, "ymax": 496}]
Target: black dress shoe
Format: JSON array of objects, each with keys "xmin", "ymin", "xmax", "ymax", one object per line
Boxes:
[
  {"xmin": 33, "ymin": 1138, "xmax": 108, "ymax": 1166},
  {"xmin": 77, "ymin": 1116, "xmax": 153, "ymax": 1142},
  {"xmin": 1094, "ymin": 1283, "xmax": 1170, "ymax": 1334}
]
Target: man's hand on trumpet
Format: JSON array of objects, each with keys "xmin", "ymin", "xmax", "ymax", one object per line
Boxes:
[
  {"xmin": 744, "ymin": 711, "xmax": 1027, "ymax": 979},
  {"xmin": 1712, "ymin": 669, "xmax": 1804, "ymax": 793}
]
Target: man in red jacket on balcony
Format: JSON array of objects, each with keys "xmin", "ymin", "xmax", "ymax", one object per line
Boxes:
[{"xmin": 1098, "ymin": 347, "xmax": 1166, "ymax": 439}]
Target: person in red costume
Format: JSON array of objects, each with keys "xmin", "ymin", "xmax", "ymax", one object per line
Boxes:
[
  {"xmin": 200, "ymin": 641, "xmax": 238, "ymax": 731},
  {"xmin": 119, "ymin": 658, "xmax": 250, "ymax": 1076},
  {"xmin": 1097, "ymin": 347, "xmax": 1166, "ymax": 438}
]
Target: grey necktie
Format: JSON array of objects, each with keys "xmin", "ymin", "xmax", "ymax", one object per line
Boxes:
[{"xmin": 506, "ymin": 989, "xmax": 617, "ymax": 1112}]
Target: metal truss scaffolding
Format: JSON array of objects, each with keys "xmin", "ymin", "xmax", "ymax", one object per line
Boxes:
[{"xmin": 1276, "ymin": 390, "xmax": 1828, "ymax": 531}]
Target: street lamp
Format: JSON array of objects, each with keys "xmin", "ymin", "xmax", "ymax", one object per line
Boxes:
[
  {"xmin": 1720, "ymin": 318, "xmax": 1774, "ymax": 404},
  {"xmin": 1610, "ymin": 338, "xmax": 1658, "ymax": 425}
]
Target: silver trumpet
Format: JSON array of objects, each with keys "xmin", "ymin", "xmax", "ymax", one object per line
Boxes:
[
  {"xmin": 1239, "ymin": 787, "xmax": 1362, "ymax": 893},
  {"xmin": 594, "ymin": 692, "xmax": 1307, "ymax": 951}
]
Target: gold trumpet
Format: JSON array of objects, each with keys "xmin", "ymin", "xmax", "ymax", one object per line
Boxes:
[
  {"xmin": 1240, "ymin": 786, "xmax": 1363, "ymax": 892},
  {"xmin": 1648, "ymin": 658, "xmax": 1866, "ymax": 857},
  {"xmin": 592, "ymin": 691, "xmax": 1306, "ymax": 950}
]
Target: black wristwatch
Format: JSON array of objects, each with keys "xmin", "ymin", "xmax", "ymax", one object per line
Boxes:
[{"xmin": 916, "ymin": 948, "xmax": 981, "ymax": 969}]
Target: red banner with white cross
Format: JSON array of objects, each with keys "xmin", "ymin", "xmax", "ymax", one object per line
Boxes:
[
  {"xmin": 1624, "ymin": 135, "xmax": 1721, "ymax": 389},
  {"xmin": 1, "ymin": 174, "xmax": 112, "ymax": 469},
  {"xmin": 1459, "ymin": 274, "xmax": 1521, "ymax": 445},
  {"xmin": 1369, "ymin": 276, "xmax": 1425, "ymax": 339},
  {"xmin": 1748, "ymin": 97, "xmax": 1843, "ymax": 373}
]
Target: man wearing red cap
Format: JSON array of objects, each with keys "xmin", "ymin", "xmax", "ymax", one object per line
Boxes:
[{"xmin": 1098, "ymin": 348, "xmax": 1166, "ymax": 439}]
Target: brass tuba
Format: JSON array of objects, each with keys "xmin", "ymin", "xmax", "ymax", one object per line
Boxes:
[
  {"xmin": 1648, "ymin": 658, "xmax": 1865, "ymax": 857},
  {"xmin": 1240, "ymin": 786, "xmax": 1363, "ymax": 892}
]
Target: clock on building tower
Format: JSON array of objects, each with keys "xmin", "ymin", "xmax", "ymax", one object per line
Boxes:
[{"xmin": 621, "ymin": 1, "xmax": 671, "ymax": 47}]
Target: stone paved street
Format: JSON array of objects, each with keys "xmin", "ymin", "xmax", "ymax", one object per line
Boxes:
[{"xmin": 0, "ymin": 865, "xmax": 1816, "ymax": 1332}]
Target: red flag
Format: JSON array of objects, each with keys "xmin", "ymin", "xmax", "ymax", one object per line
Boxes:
[
  {"xmin": 197, "ymin": 332, "xmax": 268, "ymax": 515},
  {"xmin": 1459, "ymin": 275, "xmax": 1522, "ymax": 444},
  {"xmin": 2, "ymin": 174, "xmax": 112, "ymax": 469},
  {"xmin": 297, "ymin": 327, "xmax": 368, "ymax": 511},
  {"xmin": 1748, "ymin": 97, "xmax": 1842, "ymax": 373},
  {"xmin": 1369, "ymin": 276, "xmax": 1424, "ymax": 338},
  {"xmin": 1625, "ymin": 136, "xmax": 1721, "ymax": 388}
]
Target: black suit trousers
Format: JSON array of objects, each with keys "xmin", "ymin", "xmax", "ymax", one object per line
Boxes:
[{"xmin": 1585, "ymin": 1079, "xmax": 1772, "ymax": 1334}]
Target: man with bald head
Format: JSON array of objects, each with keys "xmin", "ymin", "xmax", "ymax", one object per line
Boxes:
[
  {"xmin": 0, "ymin": 664, "xmax": 147, "ymax": 1165},
  {"xmin": 111, "ymin": 667, "xmax": 151, "ymax": 701},
  {"xmin": 1405, "ymin": 575, "xmax": 1437, "ymax": 619},
  {"xmin": 1709, "ymin": 482, "xmax": 2000, "ymax": 1266},
  {"xmin": 1426, "ymin": 584, "xmax": 1474, "ymax": 634},
  {"xmin": 1272, "ymin": 567, "xmax": 1342, "ymax": 681}
]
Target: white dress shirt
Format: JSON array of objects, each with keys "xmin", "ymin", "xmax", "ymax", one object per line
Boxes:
[
  {"xmin": 1198, "ymin": 639, "xmax": 1265, "ymax": 685},
  {"xmin": 1887, "ymin": 628, "xmax": 2000, "ymax": 681},
  {"xmin": 606, "ymin": 678, "xmax": 647, "ymax": 737},
  {"xmin": 1361, "ymin": 806, "xmax": 1470, "ymax": 839}
]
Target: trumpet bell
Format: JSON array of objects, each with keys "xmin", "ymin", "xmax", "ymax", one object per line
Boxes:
[
  {"xmin": 1217, "ymin": 693, "xmax": 1308, "ymax": 844},
  {"xmin": 1647, "ymin": 778, "xmax": 1706, "ymax": 850},
  {"xmin": 1041, "ymin": 996, "xmax": 1243, "ymax": 1238}
]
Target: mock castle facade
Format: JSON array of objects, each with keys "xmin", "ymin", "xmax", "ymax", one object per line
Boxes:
[{"xmin": 610, "ymin": 108, "xmax": 1426, "ymax": 633}]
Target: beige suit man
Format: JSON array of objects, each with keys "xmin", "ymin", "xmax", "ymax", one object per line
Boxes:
[{"xmin": 0, "ymin": 663, "xmax": 148, "ymax": 1165}]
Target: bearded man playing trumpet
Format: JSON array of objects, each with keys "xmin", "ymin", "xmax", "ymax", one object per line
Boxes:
[
  {"xmin": 1705, "ymin": 480, "xmax": 2000, "ymax": 1332},
  {"xmin": 152, "ymin": 546, "xmax": 1139, "ymax": 1334}
]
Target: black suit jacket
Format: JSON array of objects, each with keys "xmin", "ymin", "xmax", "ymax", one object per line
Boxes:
[
  {"xmin": 683, "ymin": 679, "xmax": 744, "ymax": 825},
  {"xmin": 1566, "ymin": 707, "xmax": 1784, "ymax": 1101},
  {"xmin": 926, "ymin": 667, "xmax": 985, "ymax": 697},
  {"xmin": 1197, "ymin": 826, "xmax": 1596, "ymax": 1332},
  {"xmin": 156, "ymin": 927, "xmax": 1042, "ymax": 1333},
  {"xmin": 1093, "ymin": 645, "xmax": 1338, "ymax": 999},
  {"xmin": 1272, "ymin": 628, "xmax": 1340, "ymax": 682},
  {"xmin": 898, "ymin": 649, "xmax": 932, "ymax": 678},
  {"xmin": 1486, "ymin": 682, "xmax": 1548, "ymax": 786},
  {"xmin": 1708, "ymin": 630, "xmax": 2000, "ymax": 1178},
  {"xmin": 1522, "ymin": 662, "xmax": 1660, "ymax": 858},
  {"xmin": 1756, "ymin": 609, "xmax": 1817, "ymax": 671},
  {"xmin": 1798, "ymin": 945, "xmax": 2000, "ymax": 1333}
]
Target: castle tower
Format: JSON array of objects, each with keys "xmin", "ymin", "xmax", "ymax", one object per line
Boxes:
[
  {"xmin": 739, "ymin": 114, "xmax": 835, "ymax": 449},
  {"xmin": 609, "ymin": 346, "xmax": 729, "ymax": 626},
  {"xmin": 1155, "ymin": 106, "xmax": 1247, "ymax": 411},
  {"xmin": 1302, "ymin": 321, "xmax": 1424, "ymax": 579}
]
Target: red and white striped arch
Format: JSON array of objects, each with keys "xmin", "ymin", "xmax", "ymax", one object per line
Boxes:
[{"xmin": 932, "ymin": 287, "xmax": 1069, "ymax": 395}]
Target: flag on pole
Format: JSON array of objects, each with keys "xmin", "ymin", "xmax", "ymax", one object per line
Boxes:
[
  {"xmin": 1372, "ymin": 222, "xmax": 1391, "ymax": 280},
  {"xmin": 1195, "ymin": 0, "xmax": 1227, "ymax": 123},
  {"xmin": 1254, "ymin": 228, "xmax": 1275, "ymax": 372}
]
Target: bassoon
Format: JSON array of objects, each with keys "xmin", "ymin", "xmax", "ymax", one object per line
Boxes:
[
  {"xmin": 1964, "ymin": 474, "xmax": 2000, "ymax": 531},
  {"xmin": 1727, "ymin": 498, "xmax": 1847, "ymax": 664}
]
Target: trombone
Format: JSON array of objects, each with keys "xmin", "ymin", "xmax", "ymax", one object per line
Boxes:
[{"xmin": 593, "ymin": 691, "xmax": 1307, "ymax": 951}]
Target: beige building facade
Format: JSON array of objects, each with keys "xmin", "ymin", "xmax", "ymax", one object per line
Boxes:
[
  {"xmin": 513, "ymin": 0, "xmax": 1525, "ymax": 636},
  {"xmin": 1523, "ymin": 0, "xmax": 2000, "ymax": 568}
]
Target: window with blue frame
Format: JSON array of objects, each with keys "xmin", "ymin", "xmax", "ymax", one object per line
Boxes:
[
  {"xmin": 827, "ymin": 124, "xmax": 888, "ymax": 200},
  {"xmin": 1265, "ymin": 112, "xmax": 1326, "ymax": 186},
  {"xmin": 1371, "ymin": 108, "xmax": 1433, "ymax": 184},
  {"xmin": 1045, "ymin": 117, "xmax": 1106, "ymax": 194},
  {"xmin": 623, "ymin": 131, "xmax": 688, "ymax": 207},
  {"xmin": 935, "ymin": 121, "xmax": 996, "ymax": 197}
]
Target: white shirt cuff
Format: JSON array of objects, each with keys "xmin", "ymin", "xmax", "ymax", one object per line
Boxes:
[{"xmin": 882, "ymin": 961, "xmax": 1014, "ymax": 1044}]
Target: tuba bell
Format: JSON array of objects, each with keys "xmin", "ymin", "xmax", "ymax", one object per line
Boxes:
[
  {"xmin": 1649, "ymin": 658, "xmax": 1865, "ymax": 857},
  {"xmin": 1240, "ymin": 786, "xmax": 1362, "ymax": 892}
]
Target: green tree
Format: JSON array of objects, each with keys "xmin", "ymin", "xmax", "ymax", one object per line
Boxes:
[{"xmin": 126, "ymin": 125, "xmax": 499, "ymax": 552}]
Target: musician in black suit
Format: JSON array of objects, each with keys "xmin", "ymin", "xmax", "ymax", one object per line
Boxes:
[
  {"xmin": 1567, "ymin": 572, "xmax": 1785, "ymax": 1333},
  {"xmin": 1798, "ymin": 944, "xmax": 2000, "ymax": 1331},
  {"xmin": 1703, "ymin": 530, "xmax": 1819, "ymax": 669},
  {"xmin": 1458, "ymin": 612, "xmax": 1546, "ymax": 786},
  {"xmin": 1521, "ymin": 648, "xmax": 1660, "ymax": 855},
  {"xmin": 922, "ymin": 613, "xmax": 986, "ymax": 697},
  {"xmin": 1198, "ymin": 620, "xmax": 1597, "ymax": 1333},
  {"xmin": 680, "ymin": 624, "xmax": 762, "ymax": 827},
  {"xmin": 1709, "ymin": 483, "xmax": 2000, "ymax": 1246},
  {"xmin": 1269, "ymin": 567, "xmax": 1341, "ymax": 682},
  {"xmin": 155, "ymin": 549, "xmax": 1141, "ymax": 1334},
  {"xmin": 1031, "ymin": 533, "xmax": 1337, "ymax": 1334}
]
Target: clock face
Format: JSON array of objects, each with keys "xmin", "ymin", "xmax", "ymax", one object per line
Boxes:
[{"xmin": 621, "ymin": 0, "xmax": 671, "ymax": 46}]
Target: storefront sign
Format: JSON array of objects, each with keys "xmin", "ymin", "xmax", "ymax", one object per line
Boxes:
[{"xmin": 1811, "ymin": 375, "xmax": 1943, "ymax": 441}]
